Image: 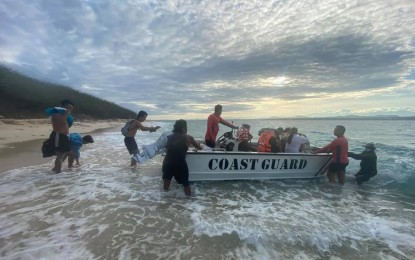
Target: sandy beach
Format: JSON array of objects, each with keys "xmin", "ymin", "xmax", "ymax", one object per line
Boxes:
[{"xmin": 0, "ymin": 119, "xmax": 124, "ymax": 172}]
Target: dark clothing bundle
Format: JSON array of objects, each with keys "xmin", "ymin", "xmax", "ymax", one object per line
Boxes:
[
  {"xmin": 348, "ymin": 150, "xmax": 377, "ymax": 184},
  {"xmin": 42, "ymin": 131, "xmax": 70, "ymax": 158}
]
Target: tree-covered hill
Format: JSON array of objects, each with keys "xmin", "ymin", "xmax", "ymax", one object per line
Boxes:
[{"xmin": 0, "ymin": 66, "xmax": 136, "ymax": 119}]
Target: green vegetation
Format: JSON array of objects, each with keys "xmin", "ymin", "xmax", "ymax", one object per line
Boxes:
[{"xmin": 0, "ymin": 66, "xmax": 136, "ymax": 119}]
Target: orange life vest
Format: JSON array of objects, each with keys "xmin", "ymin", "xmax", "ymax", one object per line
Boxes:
[
  {"xmin": 257, "ymin": 131, "xmax": 275, "ymax": 152},
  {"xmin": 237, "ymin": 128, "xmax": 250, "ymax": 141}
]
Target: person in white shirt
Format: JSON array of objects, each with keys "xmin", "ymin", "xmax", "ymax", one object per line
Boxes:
[{"xmin": 284, "ymin": 127, "xmax": 309, "ymax": 153}]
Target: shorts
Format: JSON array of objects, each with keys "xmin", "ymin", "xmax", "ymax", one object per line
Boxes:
[
  {"xmin": 329, "ymin": 162, "xmax": 349, "ymax": 172},
  {"xmin": 205, "ymin": 139, "xmax": 216, "ymax": 148},
  {"xmin": 124, "ymin": 137, "xmax": 139, "ymax": 154},
  {"xmin": 49, "ymin": 131, "xmax": 70, "ymax": 153},
  {"xmin": 162, "ymin": 160, "xmax": 190, "ymax": 187}
]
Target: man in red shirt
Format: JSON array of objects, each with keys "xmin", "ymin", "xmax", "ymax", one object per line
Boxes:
[
  {"xmin": 204, "ymin": 104, "xmax": 238, "ymax": 148},
  {"xmin": 314, "ymin": 125, "xmax": 349, "ymax": 184}
]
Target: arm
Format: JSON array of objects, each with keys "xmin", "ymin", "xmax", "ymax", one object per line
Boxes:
[
  {"xmin": 348, "ymin": 152, "xmax": 367, "ymax": 160},
  {"xmin": 315, "ymin": 142, "xmax": 332, "ymax": 153},
  {"xmin": 219, "ymin": 118, "xmax": 238, "ymax": 129},
  {"xmin": 187, "ymin": 135, "xmax": 203, "ymax": 150},
  {"xmin": 136, "ymin": 121, "xmax": 160, "ymax": 132}
]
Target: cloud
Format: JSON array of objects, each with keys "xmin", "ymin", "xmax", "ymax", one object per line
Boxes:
[{"xmin": 1, "ymin": 0, "xmax": 414, "ymax": 119}]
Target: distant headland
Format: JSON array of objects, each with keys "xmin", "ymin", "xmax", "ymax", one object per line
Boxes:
[{"xmin": 0, "ymin": 66, "xmax": 136, "ymax": 119}]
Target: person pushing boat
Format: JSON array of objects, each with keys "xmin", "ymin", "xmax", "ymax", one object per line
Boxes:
[
  {"xmin": 348, "ymin": 142, "xmax": 377, "ymax": 184},
  {"xmin": 163, "ymin": 119, "xmax": 203, "ymax": 196}
]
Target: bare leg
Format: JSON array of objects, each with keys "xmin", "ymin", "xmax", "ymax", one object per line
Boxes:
[
  {"xmin": 327, "ymin": 170, "xmax": 336, "ymax": 183},
  {"xmin": 52, "ymin": 152, "xmax": 65, "ymax": 173},
  {"xmin": 75, "ymin": 159, "xmax": 80, "ymax": 167},
  {"xmin": 184, "ymin": 186, "xmax": 191, "ymax": 196},
  {"xmin": 61, "ymin": 153, "xmax": 68, "ymax": 163},
  {"xmin": 338, "ymin": 171, "xmax": 345, "ymax": 185},
  {"xmin": 163, "ymin": 179, "xmax": 171, "ymax": 191},
  {"xmin": 130, "ymin": 158, "xmax": 137, "ymax": 168},
  {"xmin": 68, "ymin": 152, "xmax": 75, "ymax": 168}
]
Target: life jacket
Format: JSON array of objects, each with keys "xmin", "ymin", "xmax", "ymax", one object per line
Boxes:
[
  {"xmin": 237, "ymin": 128, "xmax": 250, "ymax": 141},
  {"xmin": 257, "ymin": 131, "xmax": 275, "ymax": 152}
]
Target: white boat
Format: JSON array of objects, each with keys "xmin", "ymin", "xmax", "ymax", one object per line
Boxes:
[
  {"xmin": 134, "ymin": 130, "xmax": 332, "ymax": 181},
  {"xmin": 186, "ymin": 130, "xmax": 332, "ymax": 181}
]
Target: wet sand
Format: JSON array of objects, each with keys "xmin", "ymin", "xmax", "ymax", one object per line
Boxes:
[
  {"xmin": 0, "ymin": 139, "xmax": 52, "ymax": 173},
  {"xmin": 0, "ymin": 119, "xmax": 124, "ymax": 173}
]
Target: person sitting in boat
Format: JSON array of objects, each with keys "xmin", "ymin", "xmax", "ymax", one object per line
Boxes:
[
  {"xmin": 348, "ymin": 142, "xmax": 377, "ymax": 185},
  {"xmin": 276, "ymin": 127, "xmax": 284, "ymax": 137},
  {"xmin": 279, "ymin": 127, "xmax": 291, "ymax": 152},
  {"xmin": 257, "ymin": 128, "xmax": 278, "ymax": 153},
  {"xmin": 236, "ymin": 124, "xmax": 254, "ymax": 151},
  {"xmin": 285, "ymin": 127, "xmax": 310, "ymax": 153},
  {"xmin": 163, "ymin": 119, "xmax": 203, "ymax": 196}
]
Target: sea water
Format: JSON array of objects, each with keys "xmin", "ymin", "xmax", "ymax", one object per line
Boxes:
[{"xmin": 0, "ymin": 119, "xmax": 414, "ymax": 259}]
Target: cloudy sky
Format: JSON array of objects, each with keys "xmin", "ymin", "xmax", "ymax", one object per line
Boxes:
[{"xmin": 1, "ymin": 0, "xmax": 414, "ymax": 119}]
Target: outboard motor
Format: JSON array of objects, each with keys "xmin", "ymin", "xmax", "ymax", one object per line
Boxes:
[
  {"xmin": 217, "ymin": 131, "xmax": 236, "ymax": 151},
  {"xmin": 225, "ymin": 142, "xmax": 235, "ymax": 151}
]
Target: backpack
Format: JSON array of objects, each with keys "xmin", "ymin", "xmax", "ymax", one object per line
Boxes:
[
  {"xmin": 121, "ymin": 120, "xmax": 134, "ymax": 136},
  {"xmin": 41, "ymin": 139, "xmax": 56, "ymax": 158}
]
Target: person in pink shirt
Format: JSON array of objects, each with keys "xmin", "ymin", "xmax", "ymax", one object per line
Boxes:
[{"xmin": 314, "ymin": 125, "xmax": 349, "ymax": 185}]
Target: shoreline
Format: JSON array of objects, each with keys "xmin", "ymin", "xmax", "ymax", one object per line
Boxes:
[{"xmin": 0, "ymin": 119, "xmax": 124, "ymax": 173}]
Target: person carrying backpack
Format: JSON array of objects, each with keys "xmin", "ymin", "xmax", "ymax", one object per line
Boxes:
[{"xmin": 123, "ymin": 110, "xmax": 161, "ymax": 167}]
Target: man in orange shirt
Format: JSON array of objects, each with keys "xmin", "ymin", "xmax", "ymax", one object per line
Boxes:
[
  {"xmin": 204, "ymin": 104, "xmax": 238, "ymax": 148},
  {"xmin": 314, "ymin": 125, "xmax": 349, "ymax": 184}
]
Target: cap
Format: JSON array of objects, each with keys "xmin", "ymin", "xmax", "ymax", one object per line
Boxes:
[
  {"xmin": 242, "ymin": 124, "xmax": 250, "ymax": 129},
  {"xmin": 364, "ymin": 142, "xmax": 375, "ymax": 150}
]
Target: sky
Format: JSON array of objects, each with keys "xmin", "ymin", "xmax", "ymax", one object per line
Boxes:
[{"xmin": 1, "ymin": 0, "xmax": 415, "ymax": 120}]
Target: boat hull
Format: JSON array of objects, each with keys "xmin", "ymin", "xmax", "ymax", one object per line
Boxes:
[{"xmin": 186, "ymin": 151, "xmax": 332, "ymax": 181}]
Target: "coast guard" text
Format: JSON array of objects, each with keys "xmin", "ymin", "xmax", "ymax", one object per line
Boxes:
[{"xmin": 208, "ymin": 158, "xmax": 307, "ymax": 171}]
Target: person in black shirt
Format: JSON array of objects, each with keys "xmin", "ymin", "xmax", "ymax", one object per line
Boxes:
[
  {"xmin": 162, "ymin": 119, "xmax": 202, "ymax": 196},
  {"xmin": 348, "ymin": 142, "xmax": 377, "ymax": 184}
]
